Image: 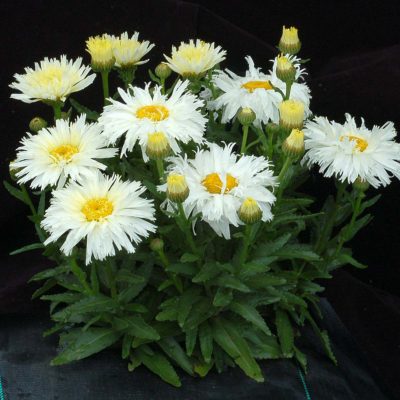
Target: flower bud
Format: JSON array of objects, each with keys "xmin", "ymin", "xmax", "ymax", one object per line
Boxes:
[
  {"xmin": 150, "ymin": 238, "xmax": 164, "ymax": 252},
  {"xmin": 279, "ymin": 100, "xmax": 304, "ymax": 130},
  {"xmin": 146, "ymin": 132, "xmax": 171, "ymax": 160},
  {"xmin": 353, "ymin": 177, "xmax": 370, "ymax": 192},
  {"xmin": 238, "ymin": 197, "xmax": 262, "ymax": 224},
  {"xmin": 237, "ymin": 107, "xmax": 256, "ymax": 126},
  {"xmin": 155, "ymin": 63, "xmax": 172, "ymax": 80},
  {"xmin": 265, "ymin": 122, "xmax": 280, "ymax": 136},
  {"xmin": 166, "ymin": 174, "xmax": 189, "ymax": 203},
  {"xmin": 9, "ymin": 160, "xmax": 20, "ymax": 181},
  {"xmin": 86, "ymin": 34, "xmax": 115, "ymax": 72},
  {"xmin": 278, "ymin": 26, "xmax": 301, "ymax": 55},
  {"xmin": 282, "ymin": 129, "xmax": 305, "ymax": 157},
  {"xmin": 29, "ymin": 117, "xmax": 47, "ymax": 132},
  {"xmin": 276, "ymin": 55, "xmax": 296, "ymax": 83}
]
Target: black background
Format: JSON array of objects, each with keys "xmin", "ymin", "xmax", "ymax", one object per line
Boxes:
[{"xmin": 1, "ymin": 0, "xmax": 400, "ymax": 396}]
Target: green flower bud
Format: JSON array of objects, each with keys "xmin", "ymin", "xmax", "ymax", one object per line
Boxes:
[
  {"xmin": 238, "ymin": 197, "xmax": 262, "ymax": 224},
  {"xmin": 155, "ymin": 63, "xmax": 172, "ymax": 80},
  {"xmin": 29, "ymin": 117, "xmax": 47, "ymax": 132},
  {"xmin": 237, "ymin": 107, "xmax": 256, "ymax": 126},
  {"xmin": 150, "ymin": 238, "xmax": 164, "ymax": 252},
  {"xmin": 353, "ymin": 177, "xmax": 370, "ymax": 192}
]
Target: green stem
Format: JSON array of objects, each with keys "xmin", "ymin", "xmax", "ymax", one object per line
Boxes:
[
  {"xmin": 155, "ymin": 158, "xmax": 165, "ymax": 182},
  {"xmin": 276, "ymin": 157, "xmax": 293, "ymax": 199},
  {"xmin": 268, "ymin": 128, "xmax": 274, "ymax": 159},
  {"xmin": 20, "ymin": 184, "xmax": 45, "ymax": 242},
  {"xmin": 177, "ymin": 202, "xmax": 199, "ymax": 257},
  {"xmin": 245, "ymin": 138, "xmax": 261, "ymax": 152},
  {"xmin": 253, "ymin": 126, "xmax": 269, "ymax": 157},
  {"xmin": 70, "ymin": 258, "xmax": 93, "ymax": 295},
  {"xmin": 101, "ymin": 71, "xmax": 110, "ymax": 105},
  {"xmin": 314, "ymin": 182, "xmax": 346, "ymax": 254},
  {"xmin": 156, "ymin": 248, "xmax": 183, "ymax": 293},
  {"xmin": 105, "ymin": 260, "xmax": 117, "ymax": 298},
  {"xmin": 238, "ymin": 224, "xmax": 252, "ymax": 267},
  {"xmin": 240, "ymin": 125, "xmax": 249, "ymax": 154},
  {"xmin": 285, "ymin": 80, "xmax": 293, "ymax": 100},
  {"xmin": 52, "ymin": 102, "xmax": 62, "ymax": 120},
  {"xmin": 160, "ymin": 77, "xmax": 166, "ymax": 95},
  {"xmin": 334, "ymin": 190, "xmax": 363, "ymax": 256}
]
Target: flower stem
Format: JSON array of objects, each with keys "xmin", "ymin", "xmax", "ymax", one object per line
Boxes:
[
  {"xmin": 240, "ymin": 125, "xmax": 249, "ymax": 154},
  {"xmin": 253, "ymin": 126, "xmax": 269, "ymax": 157},
  {"xmin": 156, "ymin": 247, "xmax": 183, "ymax": 293},
  {"xmin": 105, "ymin": 260, "xmax": 117, "ymax": 298},
  {"xmin": 101, "ymin": 71, "xmax": 110, "ymax": 105},
  {"xmin": 238, "ymin": 224, "xmax": 252, "ymax": 267},
  {"xmin": 177, "ymin": 202, "xmax": 199, "ymax": 258},
  {"xmin": 156, "ymin": 158, "xmax": 165, "ymax": 182},
  {"xmin": 276, "ymin": 156, "xmax": 292, "ymax": 199},
  {"xmin": 52, "ymin": 102, "xmax": 62, "ymax": 120},
  {"xmin": 285, "ymin": 80, "xmax": 293, "ymax": 100}
]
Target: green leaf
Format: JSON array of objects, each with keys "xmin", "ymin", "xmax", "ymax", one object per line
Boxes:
[
  {"xmin": 294, "ymin": 346, "xmax": 307, "ymax": 373},
  {"xmin": 183, "ymin": 298, "xmax": 215, "ymax": 331},
  {"xmin": 29, "ymin": 264, "xmax": 70, "ymax": 282},
  {"xmin": 31, "ymin": 279, "xmax": 57, "ymax": 299},
  {"xmin": 10, "ymin": 242, "xmax": 44, "ymax": 255},
  {"xmin": 192, "ymin": 262, "xmax": 221, "ymax": 283},
  {"xmin": 143, "ymin": 179, "xmax": 164, "ymax": 199},
  {"xmin": 212, "ymin": 318, "xmax": 264, "ymax": 382},
  {"xmin": 135, "ymin": 345, "xmax": 181, "ymax": 387},
  {"xmin": 245, "ymin": 274, "xmax": 287, "ymax": 288},
  {"xmin": 41, "ymin": 293, "xmax": 82, "ymax": 304},
  {"xmin": 275, "ymin": 309, "xmax": 294, "ymax": 357},
  {"xmin": 122, "ymin": 334, "xmax": 133, "ymax": 359},
  {"xmin": 185, "ymin": 327, "xmax": 197, "ymax": 356},
  {"xmin": 274, "ymin": 244, "xmax": 320, "ymax": 261},
  {"xmin": 51, "ymin": 328, "xmax": 121, "ymax": 365},
  {"xmin": 253, "ymin": 233, "xmax": 291, "ymax": 258},
  {"xmin": 199, "ymin": 322, "xmax": 213, "ymax": 364},
  {"xmin": 177, "ymin": 290, "xmax": 201, "ymax": 327},
  {"xmin": 213, "ymin": 287, "xmax": 233, "ymax": 307},
  {"xmin": 342, "ymin": 214, "xmax": 373, "ymax": 241},
  {"xmin": 360, "ymin": 194, "xmax": 381, "ymax": 213},
  {"xmin": 166, "ymin": 262, "xmax": 197, "ymax": 277},
  {"xmin": 3, "ymin": 181, "xmax": 27, "ymax": 204},
  {"xmin": 115, "ymin": 269, "xmax": 145, "ymax": 284},
  {"xmin": 180, "ymin": 253, "xmax": 200, "ymax": 263},
  {"xmin": 243, "ymin": 330, "xmax": 281, "ymax": 359},
  {"xmin": 230, "ymin": 302, "xmax": 271, "ymax": 335},
  {"xmin": 69, "ymin": 98, "xmax": 100, "ymax": 120},
  {"xmin": 238, "ymin": 260, "xmax": 276, "ymax": 278},
  {"xmin": 336, "ymin": 253, "xmax": 367, "ymax": 269},
  {"xmin": 194, "ymin": 360, "xmax": 213, "ymax": 377},
  {"xmin": 158, "ymin": 337, "xmax": 194, "ymax": 375},
  {"xmin": 113, "ymin": 316, "xmax": 160, "ymax": 340},
  {"xmin": 214, "ymin": 275, "xmax": 250, "ymax": 292},
  {"xmin": 90, "ymin": 263, "xmax": 100, "ymax": 294}
]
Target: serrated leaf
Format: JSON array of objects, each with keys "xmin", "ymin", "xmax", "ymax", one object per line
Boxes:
[
  {"xmin": 245, "ymin": 274, "xmax": 287, "ymax": 288},
  {"xmin": 336, "ymin": 253, "xmax": 367, "ymax": 269},
  {"xmin": 243, "ymin": 330, "xmax": 281, "ymax": 359},
  {"xmin": 230, "ymin": 302, "xmax": 271, "ymax": 335},
  {"xmin": 194, "ymin": 360, "xmax": 213, "ymax": 377},
  {"xmin": 214, "ymin": 275, "xmax": 250, "ymax": 292},
  {"xmin": 135, "ymin": 345, "xmax": 181, "ymax": 387},
  {"xmin": 192, "ymin": 262, "xmax": 220, "ymax": 283},
  {"xmin": 199, "ymin": 322, "xmax": 213, "ymax": 364},
  {"xmin": 113, "ymin": 316, "xmax": 160, "ymax": 340},
  {"xmin": 253, "ymin": 233, "xmax": 291, "ymax": 258},
  {"xmin": 3, "ymin": 181, "xmax": 27, "ymax": 204},
  {"xmin": 180, "ymin": 253, "xmax": 200, "ymax": 263},
  {"xmin": 212, "ymin": 318, "xmax": 264, "ymax": 382},
  {"xmin": 166, "ymin": 262, "xmax": 197, "ymax": 277},
  {"xmin": 10, "ymin": 242, "xmax": 44, "ymax": 255},
  {"xmin": 69, "ymin": 98, "xmax": 99, "ymax": 120},
  {"xmin": 115, "ymin": 269, "xmax": 145, "ymax": 284},
  {"xmin": 177, "ymin": 290, "xmax": 201, "ymax": 327},
  {"xmin": 275, "ymin": 309, "xmax": 294, "ymax": 357},
  {"xmin": 213, "ymin": 287, "xmax": 233, "ymax": 307},
  {"xmin": 122, "ymin": 334, "xmax": 133, "ymax": 359},
  {"xmin": 29, "ymin": 264, "xmax": 70, "ymax": 282},
  {"xmin": 31, "ymin": 279, "xmax": 57, "ymax": 299},
  {"xmin": 158, "ymin": 337, "xmax": 194, "ymax": 375},
  {"xmin": 185, "ymin": 327, "xmax": 197, "ymax": 356},
  {"xmin": 294, "ymin": 346, "xmax": 307, "ymax": 373},
  {"xmin": 274, "ymin": 244, "xmax": 320, "ymax": 261},
  {"xmin": 51, "ymin": 328, "xmax": 121, "ymax": 365}
]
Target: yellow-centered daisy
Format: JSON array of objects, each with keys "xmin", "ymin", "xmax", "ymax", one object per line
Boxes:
[
  {"xmin": 41, "ymin": 172, "xmax": 156, "ymax": 264},
  {"xmin": 99, "ymin": 80, "xmax": 206, "ymax": 160},
  {"xmin": 303, "ymin": 114, "xmax": 400, "ymax": 187},
  {"xmin": 13, "ymin": 115, "xmax": 117, "ymax": 189},
  {"xmin": 10, "ymin": 55, "xmax": 95, "ymax": 103}
]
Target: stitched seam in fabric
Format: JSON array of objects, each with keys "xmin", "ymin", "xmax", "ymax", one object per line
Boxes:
[
  {"xmin": 0, "ymin": 376, "xmax": 5, "ymax": 400},
  {"xmin": 298, "ymin": 367, "xmax": 312, "ymax": 400}
]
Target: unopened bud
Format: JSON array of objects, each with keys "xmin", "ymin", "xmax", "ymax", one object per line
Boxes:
[
  {"xmin": 276, "ymin": 55, "xmax": 296, "ymax": 83},
  {"xmin": 166, "ymin": 174, "xmax": 189, "ymax": 203},
  {"xmin": 238, "ymin": 197, "xmax": 262, "ymax": 224},
  {"xmin": 279, "ymin": 100, "xmax": 304, "ymax": 130},
  {"xmin": 150, "ymin": 238, "xmax": 164, "ymax": 252},
  {"xmin": 278, "ymin": 26, "xmax": 301, "ymax": 55},
  {"xmin": 9, "ymin": 160, "xmax": 20, "ymax": 181},
  {"xmin": 282, "ymin": 129, "xmax": 305, "ymax": 157},
  {"xmin": 146, "ymin": 132, "xmax": 171, "ymax": 160},
  {"xmin": 155, "ymin": 63, "xmax": 172, "ymax": 80},
  {"xmin": 86, "ymin": 34, "xmax": 115, "ymax": 72},
  {"xmin": 29, "ymin": 117, "xmax": 47, "ymax": 132},
  {"xmin": 237, "ymin": 107, "xmax": 256, "ymax": 126},
  {"xmin": 353, "ymin": 177, "xmax": 370, "ymax": 192}
]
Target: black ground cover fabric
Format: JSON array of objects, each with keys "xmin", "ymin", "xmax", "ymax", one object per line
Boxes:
[{"xmin": 0, "ymin": 299, "xmax": 393, "ymax": 400}]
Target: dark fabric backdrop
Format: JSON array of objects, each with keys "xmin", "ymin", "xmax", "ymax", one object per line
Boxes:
[{"xmin": 1, "ymin": 0, "xmax": 400, "ymax": 397}]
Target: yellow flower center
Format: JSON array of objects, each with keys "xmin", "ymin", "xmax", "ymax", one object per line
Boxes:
[
  {"xmin": 241, "ymin": 80, "xmax": 273, "ymax": 93},
  {"xmin": 49, "ymin": 144, "xmax": 79, "ymax": 162},
  {"xmin": 202, "ymin": 173, "xmax": 238, "ymax": 194},
  {"xmin": 81, "ymin": 198, "xmax": 114, "ymax": 222},
  {"xmin": 34, "ymin": 66, "xmax": 63, "ymax": 86},
  {"xmin": 136, "ymin": 105, "xmax": 170, "ymax": 121},
  {"xmin": 340, "ymin": 135, "xmax": 368, "ymax": 152}
]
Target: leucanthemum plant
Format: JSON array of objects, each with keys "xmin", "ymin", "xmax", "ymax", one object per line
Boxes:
[{"xmin": 6, "ymin": 27, "xmax": 400, "ymax": 387}]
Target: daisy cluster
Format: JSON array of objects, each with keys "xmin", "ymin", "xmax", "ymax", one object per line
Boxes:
[{"xmin": 8, "ymin": 26, "xmax": 400, "ymax": 267}]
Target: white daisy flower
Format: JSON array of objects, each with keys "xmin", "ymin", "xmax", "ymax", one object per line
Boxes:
[
  {"xmin": 211, "ymin": 56, "xmax": 311, "ymax": 125},
  {"xmin": 10, "ymin": 55, "xmax": 96, "ymax": 103},
  {"xmin": 110, "ymin": 31, "xmax": 155, "ymax": 68},
  {"xmin": 13, "ymin": 115, "xmax": 117, "ymax": 190},
  {"xmin": 302, "ymin": 114, "xmax": 400, "ymax": 188},
  {"xmin": 159, "ymin": 143, "xmax": 278, "ymax": 239},
  {"xmin": 99, "ymin": 80, "xmax": 207, "ymax": 160},
  {"xmin": 164, "ymin": 39, "xmax": 226, "ymax": 78},
  {"xmin": 42, "ymin": 172, "xmax": 156, "ymax": 264}
]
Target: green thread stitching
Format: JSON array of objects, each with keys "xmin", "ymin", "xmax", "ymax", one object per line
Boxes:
[{"xmin": 298, "ymin": 367, "xmax": 312, "ymax": 400}]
